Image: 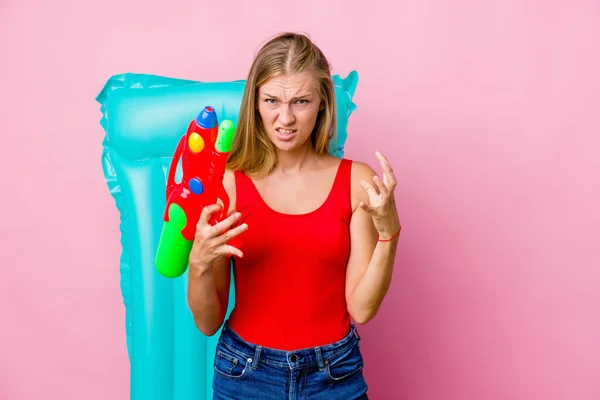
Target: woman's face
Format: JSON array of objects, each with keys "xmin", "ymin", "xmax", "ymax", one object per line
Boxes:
[{"xmin": 257, "ymin": 71, "xmax": 323, "ymax": 153}]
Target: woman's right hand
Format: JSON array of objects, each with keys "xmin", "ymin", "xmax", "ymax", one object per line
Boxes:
[{"xmin": 188, "ymin": 204, "xmax": 247, "ymax": 272}]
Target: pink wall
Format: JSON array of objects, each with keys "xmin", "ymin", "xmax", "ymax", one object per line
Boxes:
[{"xmin": 2, "ymin": 0, "xmax": 599, "ymax": 399}]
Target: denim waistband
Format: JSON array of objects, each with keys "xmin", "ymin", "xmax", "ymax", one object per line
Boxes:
[{"xmin": 217, "ymin": 322, "xmax": 361, "ymax": 370}]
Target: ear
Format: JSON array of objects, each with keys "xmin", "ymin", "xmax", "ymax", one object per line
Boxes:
[{"xmin": 319, "ymin": 100, "xmax": 325, "ymax": 110}]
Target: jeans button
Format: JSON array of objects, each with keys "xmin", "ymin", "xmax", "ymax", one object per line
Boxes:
[{"xmin": 290, "ymin": 354, "xmax": 298, "ymax": 362}]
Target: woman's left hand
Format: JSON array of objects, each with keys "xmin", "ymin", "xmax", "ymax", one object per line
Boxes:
[{"xmin": 359, "ymin": 151, "xmax": 401, "ymax": 240}]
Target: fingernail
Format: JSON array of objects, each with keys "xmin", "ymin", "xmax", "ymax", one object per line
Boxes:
[{"xmin": 235, "ymin": 212, "xmax": 241, "ymax": 218}]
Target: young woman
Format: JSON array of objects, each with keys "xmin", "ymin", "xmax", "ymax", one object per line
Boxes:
[{"xmin": 187, "ymin": 32, "xmax": 401, "ymax": 399}]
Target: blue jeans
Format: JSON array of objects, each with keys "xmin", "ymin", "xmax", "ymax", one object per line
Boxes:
[{"xmin": 212, "ymin": 322, "xmax": 369, "ymax": 399}]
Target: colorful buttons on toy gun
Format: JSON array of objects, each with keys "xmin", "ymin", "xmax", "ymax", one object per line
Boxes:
[{"xmin": 155, "ymin": 106, "xmax": 236, "ymax": 278}]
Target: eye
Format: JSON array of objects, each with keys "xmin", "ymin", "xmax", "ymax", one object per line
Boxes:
[
  {"xmin": 295, "ymin": 99, "xmax": 309, "ymax": 104},
  {"xmin": 265, "ymin": 98, "xmax": 277, "ymax": 104}
]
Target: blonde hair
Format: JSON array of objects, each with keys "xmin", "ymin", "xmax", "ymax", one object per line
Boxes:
[{"xmin": 226, "ymin": 32, "xmax": 337, "ymax": 177}]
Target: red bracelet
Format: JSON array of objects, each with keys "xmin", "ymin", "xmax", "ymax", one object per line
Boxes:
[{"xmin": 377, "ymin": 226, "xmax": 402, "ymax": 242}]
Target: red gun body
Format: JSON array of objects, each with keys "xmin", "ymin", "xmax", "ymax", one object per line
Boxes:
[{"xmin": 163, "ymin": 106, "xmax": 229, "ymax": 241}]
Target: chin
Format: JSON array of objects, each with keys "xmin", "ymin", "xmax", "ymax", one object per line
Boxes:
[{"xmin": 272, "ymin": 140, "xmax": 300, "ymax": 153}]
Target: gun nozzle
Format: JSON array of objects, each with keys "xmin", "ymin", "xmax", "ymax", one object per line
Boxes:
[{"xmin": 196, "ymin": 106, "xmax": 217, "ymax": 129}]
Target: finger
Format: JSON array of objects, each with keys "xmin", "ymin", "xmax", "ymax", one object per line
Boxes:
[
  {"xmin": 373, "ymin": 174, "xmax": 389, "ymax": 197},
  {"xmin": 383, "ymin": 168, "xmax": 397, "ymax": 191},
  {"xmin": 216, "ymin": 222, "xmax": 248, "ymax": 245},
  {"xmin": 359, "ymin": 200, "xmax": 376, "ymax": 215},
  {"xmin": 375, "ymin": 151, "xmax": 392, "ymax": 172},
  {"xmin": 198, "ymin": 204, "xmax": 223, "ymax": 226},
  {"xmin": 215, "ymin": 244, "xmax": 244, "ymax": 258},
  {"xmin": 360, "ymin": 179, "xmax": 380, "ymax": 198},
  {"xmin": 376, "ymin": 151, "xmax": 397, "ymax": 190},
  {"xmin": 209, "ymin": 211, "xmax": 242, "ymax": 236}
]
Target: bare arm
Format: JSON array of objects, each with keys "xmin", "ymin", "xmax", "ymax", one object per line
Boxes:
[
  {"xmin": 188, "ymin": 256, "xmax": 232, "ymax": 336},
  {"xmin": 345, "ymin": 154, "xmax": 401, "ymax": 324},
  {"xmin": 187, "ymin": 170, "xmax": 245, "ymax": 336}
]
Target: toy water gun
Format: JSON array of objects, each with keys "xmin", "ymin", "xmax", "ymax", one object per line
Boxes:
[{"xmin": 155, "ymin": 106, "xmax": 236, "ymax": 278}]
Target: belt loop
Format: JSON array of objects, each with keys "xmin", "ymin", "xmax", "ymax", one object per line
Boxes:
[
  {"xmin": 352, "ymin": 324, "xmax": 361, "ymax": 341},
  {"xmin": 251, "ymin": 346, "xmax": 261, "ymax": 370},
  {"xmin": 315, "ymin": 347, "xmax": 325, "ymax": 371}
]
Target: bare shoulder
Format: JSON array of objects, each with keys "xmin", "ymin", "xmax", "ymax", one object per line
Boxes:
[
  {"xmin": 350, "ymin": 160, "xmax": 377, "ymax": 211},
  {"xmin": 223, "ymin": 169, "xmax": 237, "ymax": 214},
  {"xmin": 315, "ymin": 154, "xmax": 344, "ymax": 170},
  {"xmin": 351, "ymin": 160, "xmax": 377, "ymax": 178}
]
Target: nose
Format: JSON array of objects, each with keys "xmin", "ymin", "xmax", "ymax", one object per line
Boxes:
[{"xmin": 278, "ymin": 104, "xmax": 296, "ymax": 126}]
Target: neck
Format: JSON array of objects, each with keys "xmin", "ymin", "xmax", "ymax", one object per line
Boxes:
[{"xmin": 274, "ymin": 143, "xmax": 316, "ymax": 175}]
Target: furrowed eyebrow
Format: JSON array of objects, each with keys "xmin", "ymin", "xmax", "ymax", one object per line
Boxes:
[{"xmin": 261, "ymin": 93, "xmax": 311, "ymax": 100}]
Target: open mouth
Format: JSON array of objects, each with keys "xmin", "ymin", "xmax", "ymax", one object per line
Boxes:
[
  {"xmin": 276, "ymin": 128, "xmax": 297, "ymax": 141},
  {"xmin": 277, "ymin": 128, "xmax": 297, "ymax": 135}
]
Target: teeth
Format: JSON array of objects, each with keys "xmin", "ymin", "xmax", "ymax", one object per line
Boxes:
[{"xmin": 277, "ymin": 129, "xmax": 295, "ymax": 135}]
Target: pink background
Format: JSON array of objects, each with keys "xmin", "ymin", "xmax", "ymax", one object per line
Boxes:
[{"xmin": 2, "ymin": 0, "xmax": 599, "ymax": 399}]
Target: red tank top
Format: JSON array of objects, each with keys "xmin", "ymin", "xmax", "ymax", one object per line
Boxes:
[{"xmin": 227, "ymin": 158, "xmax": 353, "ymax": 351}]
